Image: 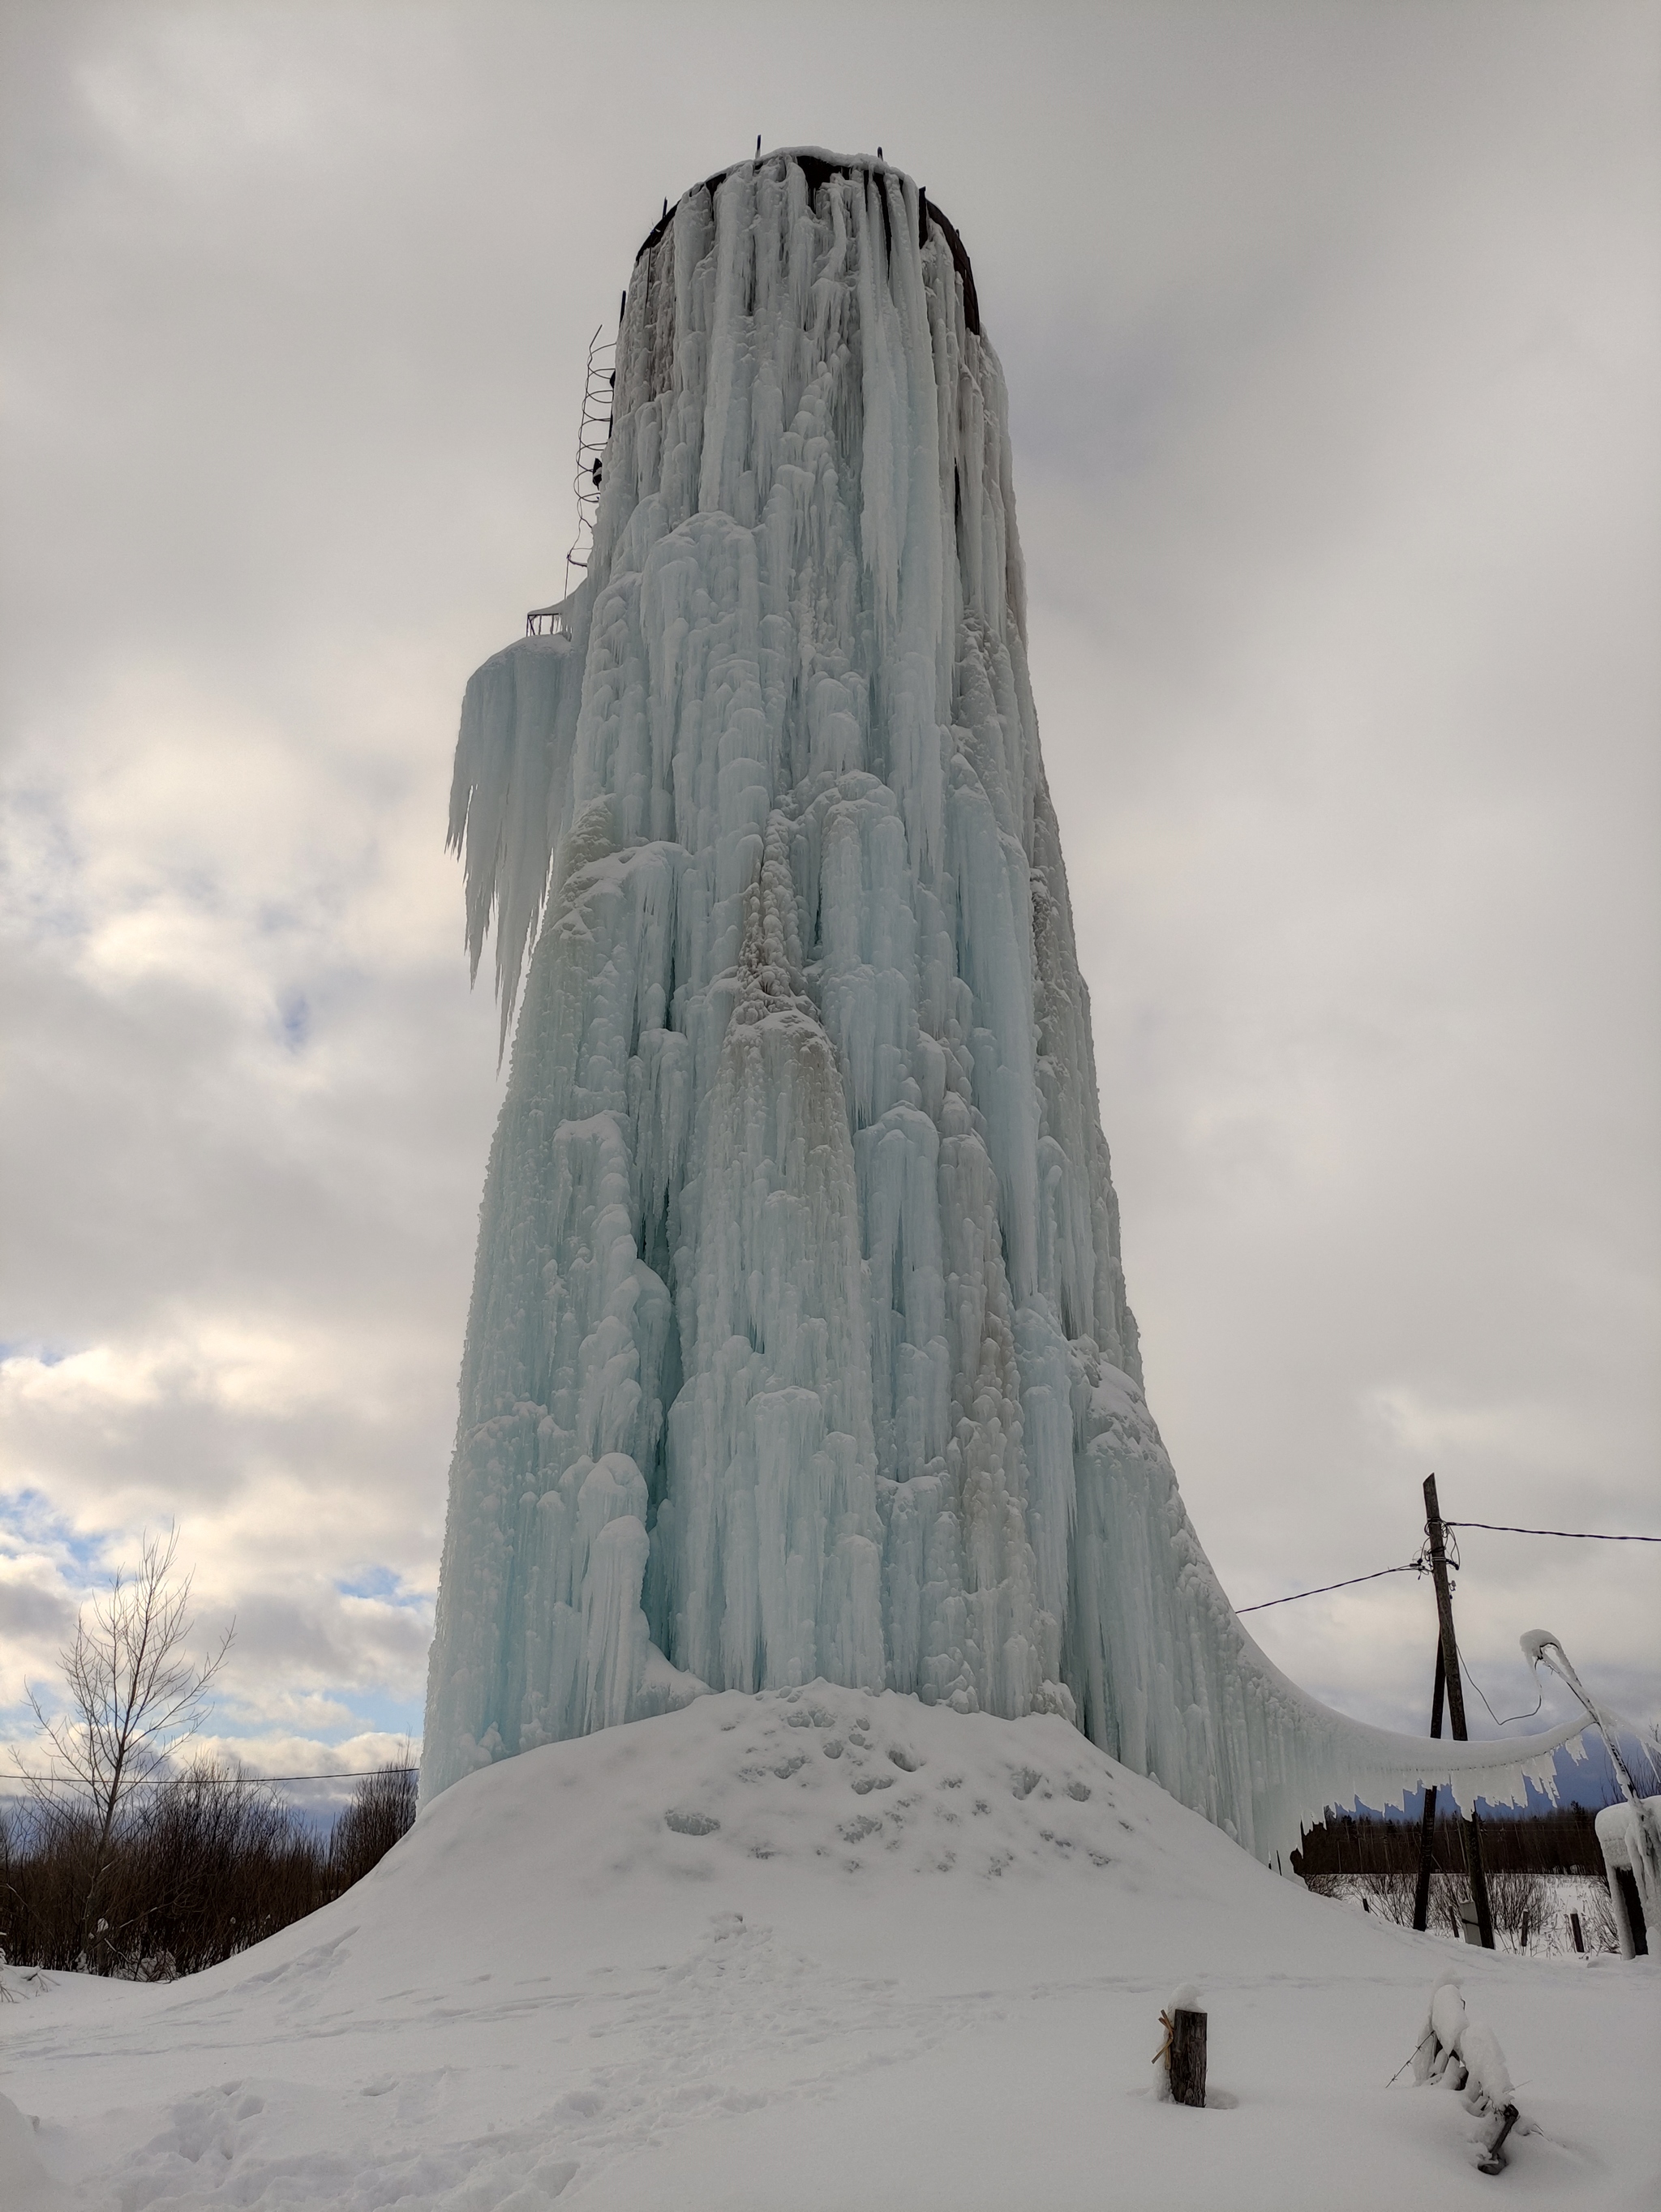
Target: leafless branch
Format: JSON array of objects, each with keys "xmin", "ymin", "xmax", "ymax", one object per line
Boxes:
[{"xmin": 16, "ymin": 1528, "xmax": 234, "ymax": 1953}]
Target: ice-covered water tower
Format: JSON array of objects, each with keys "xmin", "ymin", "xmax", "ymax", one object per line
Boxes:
[{"xmin": 423, "ymin": 150, "xmax": 1588, "ymax": 1859}]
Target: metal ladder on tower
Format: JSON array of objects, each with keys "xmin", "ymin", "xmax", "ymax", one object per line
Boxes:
[{"xmin": 527, "ymin": 324, "xmax": 616, "ymax": 637}]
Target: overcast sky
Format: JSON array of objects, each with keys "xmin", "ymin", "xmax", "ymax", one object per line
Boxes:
[{"xmin": 2, "ymin": 1, "xmax": 1656, "ymax": 1796}]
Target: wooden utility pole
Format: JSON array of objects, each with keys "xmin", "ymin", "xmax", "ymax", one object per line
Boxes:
[
  {"xmin": 1421, "ymin": 1473, "xmax": 1495, "ymax": 1948},
  {"xmin": 1410, "ymin": 1636, "xmax": 1445, "ymax": 1931}
]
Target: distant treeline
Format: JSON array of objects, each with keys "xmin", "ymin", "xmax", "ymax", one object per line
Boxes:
[
  {"xmin": 1294, "ymin": 1803, "xmax": 1611, "ymax": 1881},
  {"xmin": 0, "ymin": 1760, "xmax": 416, "ymax": 1979}
]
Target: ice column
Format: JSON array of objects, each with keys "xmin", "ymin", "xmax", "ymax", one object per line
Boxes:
[{"xmin": 422, "ymin": 150, "xmax": 1590, "ymax": 1859}]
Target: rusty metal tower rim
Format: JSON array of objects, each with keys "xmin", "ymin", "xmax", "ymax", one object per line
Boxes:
[{"xmin": 632, "ymin": 148, "xmax": 981, "ymax": 338}]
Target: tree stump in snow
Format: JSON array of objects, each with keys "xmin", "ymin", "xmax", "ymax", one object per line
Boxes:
[{"xmin": 1170, "ymin": 2008, "xmax": 1208, "ymax": 2107}]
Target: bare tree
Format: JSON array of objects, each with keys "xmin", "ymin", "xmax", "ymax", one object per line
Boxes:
[{"xmin": 21, "ymin": 1528, "xmax": 233, "ymax": 1951}]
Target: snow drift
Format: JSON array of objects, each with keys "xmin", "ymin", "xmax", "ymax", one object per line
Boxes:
[
  {"xmin": 8, "ymin": 1687, "xmax": 1653, "ymax": 2210},
  {"xmin": 423, "ymin": 148, "xmax": 1587, "ymax": 1855}
]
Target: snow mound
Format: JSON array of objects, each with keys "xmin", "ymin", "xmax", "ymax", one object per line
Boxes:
[
  {"xmin": 4, "ymin": 1693, "xmax": 1654, "ymax": 2211},
  {"xmin": 418, "ymin": 1684, "xmax": 1205, "ymax": 1899},
  {"xmin": 0, "ymin": 2093, "xmax": 66, "ymax": 2212}
]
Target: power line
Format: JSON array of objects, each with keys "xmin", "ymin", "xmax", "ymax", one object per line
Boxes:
[
  {"xmin": 1458, "ymin": 1655, "xmax": 1544, "ymax": 1730},
  {"xmin": 1, "ymin": 1766, "xmax": 416, "ymax": 1796},
  {"xmin": 1444, "ymin": 1520, "xmax": 1660, "ymax": 1542},
  {"xmin": 1238, "ymin": 1561, "xmax": 1424, "ymax": 1613},
  {"xmin": 1239, "ymin": 1512, "xmax": 1660, "ymax": 1614}
]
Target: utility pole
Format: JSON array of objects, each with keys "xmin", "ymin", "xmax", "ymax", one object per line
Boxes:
[
  {"xmin": 1421, "ymin": 1472, "xmax": 1495, "ymax": 1948},
  {"xmin": 1410, "ymin": 1637, "xmax": 1445, "ymax": 1931}
]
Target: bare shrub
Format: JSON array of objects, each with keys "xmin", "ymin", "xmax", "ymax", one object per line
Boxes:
[
  {"xmin": 1303, "ymin": 1865, "xmax": 1502, "ymax": 1941},
  {"xmin": 0, "ymin": 1756, "xmax": 418, "ymax": 1975},
  {"xmin": 0, "ymin": 1796, "xmax": 97, "ymax": 1970},
  {"xmin": 328, "ymin": 1763, "xmax": 418, "ymax": 1893},
  {"xmin": 121, "ymin": 1760, "xmax": 328, "ymax": 1974},
  {"xmin": 1580, "ymin": 1880, "xmax": 1620, "ymax": 1953},
  {"xmin": 0, "ymin": 1760, "xmax": 330, "ymax": 1974},
  {"xmin": 1305, "ymin": 1867, "xmax": 1421, "ymax": 1924},
  {"xmin": 1353, "ymin": 1867, "xmax": 1419, "ymax": 1925},
  {"xmin": 1483, "ymin": 1863, "xmax": 1549, "ymax": 1949}
]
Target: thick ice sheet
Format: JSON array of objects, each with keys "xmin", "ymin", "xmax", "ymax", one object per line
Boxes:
[
  {"xmin": 424, "ymin": 148, "xmax": 1591, "ymax": 1856},
  {"xmin": 4, "ymin": 1690, "xmax": 1655, "ymax": 2210}
]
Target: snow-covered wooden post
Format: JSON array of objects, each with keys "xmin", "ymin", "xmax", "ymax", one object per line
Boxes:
[
  {"xmin": 1595, "ymin": 1801, "xmax": 1659, "ymax": 1958},
  {"xmin": 1479, "ymin": 2104, "xmax": 1521, "ymax": 2176}
]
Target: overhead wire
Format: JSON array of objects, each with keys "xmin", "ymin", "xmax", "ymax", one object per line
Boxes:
[
  {"xmin": 1457, "ymin": 1659, "xmax": 1544, "ymax": 1730},
  {"xmin": 1443, "ymin": 1520, "xmax": 1660, "ymax": 1542},
  {"xmin": 1239, "ymin": 1513, "xmax": 1654, "ymax": 1735},
  {"xmin": 1238, "ymin": 1561, "xmax": 1425, "ymax": 1612},
  {"xmin": 1239, "ymin": 1512, "xmax": 1659, "ymax": 1614},
  {"xmin": 0, "ymin": 1766, "xmax": 416, "ymax": 1798}
]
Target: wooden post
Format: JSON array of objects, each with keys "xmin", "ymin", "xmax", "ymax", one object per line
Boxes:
[
  {"xmin": 1614, "ymin": 1867, "xmax": 1650, "ymax": 1956},
  {"xmin": 1468, "ymin": 1812, "xmax": 1496, "ymax": 1951},
  {"xmin": 1423, "ymin": 1473, "xmax": 1496, "ymax": 1949},
  {"xmin": 1170, "ymin": 2009, "xmax": 1207, "ymax": 2108},
  {"xmin": 1569, "ymin": 1910, "xmax": 1584, "ymax": 1954},
  {"xmin": 1478, "ymin": 2103, "xmax": 1520, "ymax": 2175},
  {"xmin": 1412, "ymin": 1636, "xmax": 1446, "ymax": 1931}
]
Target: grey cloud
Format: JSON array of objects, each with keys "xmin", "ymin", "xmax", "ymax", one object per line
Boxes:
[{"xmin": 0, "ymin": 1575, "xmax": 78, "ymax": 1647}]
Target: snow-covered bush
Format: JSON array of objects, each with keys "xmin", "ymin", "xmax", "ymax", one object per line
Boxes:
[{"xmin": 1413, "ymin": 1974, "xmax": 1526, "ymax": 2171}]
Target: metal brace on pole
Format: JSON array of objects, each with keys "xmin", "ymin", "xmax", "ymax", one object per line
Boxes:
[{"xmin": 1423, "ymin": 1473, "xmax": 1496, "ymax": 1948}]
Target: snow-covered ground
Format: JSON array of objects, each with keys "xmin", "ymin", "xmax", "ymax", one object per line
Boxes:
[{"xmin": 3, "ymin": 1687, "xmax": 1655, "ymax": 2210}]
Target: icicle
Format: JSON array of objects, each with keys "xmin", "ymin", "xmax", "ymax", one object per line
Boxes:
[{"xmin": 449, "ymin": 615, "xmax": 588, "ymax": 1051}]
